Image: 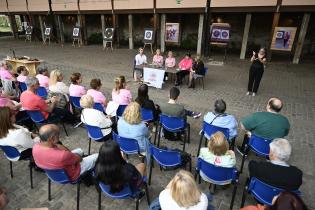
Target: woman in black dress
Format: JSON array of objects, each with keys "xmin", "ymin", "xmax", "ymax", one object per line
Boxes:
[{"xmin": 247, "ymin": 48, "xmax": 267, "ymax": 96}]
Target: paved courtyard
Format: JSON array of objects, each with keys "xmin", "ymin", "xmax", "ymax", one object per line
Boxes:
[{"xmin": 0, "ymin": 38, "xmax": 314, "ymax": 210}]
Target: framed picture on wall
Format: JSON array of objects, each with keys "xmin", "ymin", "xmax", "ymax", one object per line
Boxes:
[
  {"xmin": 143, "ymin": 28, "xmax": 155, "ymax": 43},
  {"xmin": 73, "ymin": 27, "xmax": 80, "ymax": 38},
  {"xmin": 210, "ymin": 23, "xmax": 231, "ymax": 43},
  {"xmin": 165, "ymin": 23, "xmax": 180, "ymax": 43},
  {"xmin": 270, "ymin": 27, "xmax": 297, "ymax": 52}
]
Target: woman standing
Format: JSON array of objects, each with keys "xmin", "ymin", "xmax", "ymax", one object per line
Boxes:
[{"xmin": 247, "ymin": 48, "xmax": 267, "ymax": 96}]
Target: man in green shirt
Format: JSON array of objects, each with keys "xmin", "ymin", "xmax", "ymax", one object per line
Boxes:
[{"xmin": 238, "ymin": 98, "xmax": 290, "ymax": 153}]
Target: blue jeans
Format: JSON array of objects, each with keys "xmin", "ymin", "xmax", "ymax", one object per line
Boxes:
[{"xmin": 148, "ymin": 194, "xmax": 215, "ymax": 210}]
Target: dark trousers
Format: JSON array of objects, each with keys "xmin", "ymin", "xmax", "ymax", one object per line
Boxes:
[
  {"xmin": 19, "ymin": 148, "xmax": 33, "ymax": 160},
  {"xmin": 48, "ymin": 108, "xmax": 77, "ymax": 124},
  {"xmin": 176, "ymin": 70, "xmax": 190, "ymax": 84},
  {"xmin": 247, "ymin": 68, "xmax": 264, "ymax": 93}
]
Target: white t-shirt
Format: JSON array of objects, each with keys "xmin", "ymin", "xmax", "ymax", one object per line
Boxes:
[
  {"xmin": 135, "ymin": 54, "xmax": 147, "ymax": 65},
  {"xmin": 159, "ymin": 189, "xmax": 208, "ymax": 210},
  {"xmin": 49, "ymin": 82, "xmax": 69, "ymax": 95},
  {"xmin": 81, "ymin": 108, "xmax": 112, "ymax": 136}
]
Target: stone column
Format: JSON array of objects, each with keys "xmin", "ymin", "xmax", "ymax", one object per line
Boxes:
[
  {"xmin": 197, "ymin": 14, "xmax": 204, "ymax": 55},
  {"xmin": 240, "ymin": 13, "xmax": 252, "ymax": 59},
  {"xmin": 128, "ymin": 14, "xmax": 133, "ymax": 50},
  {"xmin": 293, "ymin": 13, "xmax": 310, "ymax": 64}
]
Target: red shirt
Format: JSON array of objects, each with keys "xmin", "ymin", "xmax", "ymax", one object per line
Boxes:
[
  {"xmin": 32, "ymin": 143, "xmax": 81, "ymax": 181},
  {"xmin": 20, "ymin": 90, "xmax": 49, "ymax": 119}
]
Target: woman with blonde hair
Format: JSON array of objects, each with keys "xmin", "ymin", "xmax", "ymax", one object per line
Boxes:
[
  {"xmin": 117, "ymin": 102, "xmax": 149, "ymax": 154},
  {"xmin": 112, "ymin": 76, "xmax": 132, "ymax": 105},
  {"xmin": 157, "ymin": 170, "xmax": 213, "ymax": 210},
  {"xmin": 49, "ymin": 69, "xmax": 69, "ymax": 95}
]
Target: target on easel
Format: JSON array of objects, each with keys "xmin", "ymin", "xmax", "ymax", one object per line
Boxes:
[
  {"xmin": 25, "ymin": 26, "xmax": 33, "ymax": 35},
  {"xmin": 44, "ymin": 27, "xmax": 51, "ymax": 36},
  {"xmin": 104, "ymin": 28, "xmax": 114, "ymax": 41},
  {"xmin": 73, "ymin": 27, "xmax": 80, "ymax": 38}
]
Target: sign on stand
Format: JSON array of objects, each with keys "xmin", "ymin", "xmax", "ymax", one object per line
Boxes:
[{"xmin": 143, "ymin": 67, "xmax": 165, "ymax": 89}]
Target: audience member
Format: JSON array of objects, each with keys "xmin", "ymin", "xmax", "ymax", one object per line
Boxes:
[
  {"xmin": 134, "ymin": 47, "xmax": 147, "ymax": 81},
  {"xmin": 152, "ymin": 49, "xmax": 164, "ymax": 67},
  {"xmin": 135, "ymin": 84, "xmax": 160, "ymax": 121},
  {"xmin": 238, "ymin": 98, "xmax": 290, "ymax": 153},
  {"xmin": 164, "ymin": 51, "xmax": 176, "ymax": 81},
  {"xmin": 112, "ymin": 76, "xmax": 132, "ymax": 105},
  {"xmin": 203, "ymin": 99, "xmax": 238, "ymax": 140},
  {"xmin": 0, "ymin": 186, "xmax": 9, "ymax": 210},
  {"xmin": 49, "ymin": 69, "xmax": 69, "ymax": 95},
  {"xmin": 0, "ymin": 107, "xmax": 40, "ymax": 160},
  {"xmin": 16, "ymin": 66, "xmax": 29, "ymax": 83},
  {"xmin": 69, "ymin": 72, "xmax": 86, "ymax": 97},
  {"xmin": 32, "ymin": 124, "xmax": 98, "ymax": 181},
  {"xmin": 248, "ymin": 138, "xmax": 302, "ymax": 191},
  {"xmin": 87, "ymin": 78, "xmax": 107, "ymax": 107},
  {"xmin": 175, "ymin": 53, "xmax": 193, "ymax": 86},
  {"xmin": 36, "ymin": 67, "xmax": 49, "ymax": 89},
  {"xmin": 188, "ymin": 56, "xmax": 205, "ymax": 88},
  {"xmin": 241, "ymin": 191, "xmax": 308, "ymax": 210},
  {"xmin": 80, "ymin": 95, "xmax": 113, "ymax": 140},
  {"xmin": 0, "ymin": 61, "xmax": 14, "ymax": 80},
  {"xmin": 1, "ymin": 78, "xmax": 19, "ymax": 100},
  {"xmin": 95, "ymin": 140, "xmax": 146, "ymax": 193}
]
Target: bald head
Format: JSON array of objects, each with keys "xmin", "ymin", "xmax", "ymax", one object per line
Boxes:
[
  {"xmin": 39, "ymin": 124, "xmax": 60, "ymax": 142},
  {"xmin": 268, "ymin": 98, "xmax": 283, "ymax": 113}
]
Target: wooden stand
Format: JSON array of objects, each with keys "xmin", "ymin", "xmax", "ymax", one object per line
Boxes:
[
  {"xmin": 143, "ymin": 43, "xmax": 153, "ymax": 54},
  {"xmin": 43, "ymin": 36, "xmax": 51, "ymax": 45},
  {"xmin": 5, "ymin": 59, "xmax": 43, "ymax": 76},
  {"xmin": 25, "ymin": 35, "xmax": 32, "ymax": 42},
  {"xmin": 103, "ymin": 41, "xmax": 113, "ymax": 51},
  {"xmin": 72, "ymin": 38, "xmax": 82, "ymax": 47}
]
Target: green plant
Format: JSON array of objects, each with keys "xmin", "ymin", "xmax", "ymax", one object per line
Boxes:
[
  {"xmin": 181, "ymin": 33, "xmax": 198, "ymax": 49},
  {"xmin": 88, "ymin": 32, "xmax": 102, "ymax": 44}
]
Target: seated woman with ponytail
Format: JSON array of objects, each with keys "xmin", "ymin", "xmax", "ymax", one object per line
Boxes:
[{"xmin": 112, "ymin": 76, "xmax": 132, "ymax": 105}]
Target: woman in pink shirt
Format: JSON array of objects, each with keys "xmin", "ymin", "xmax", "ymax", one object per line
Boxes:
[
  {"xmin": 16, "ymin": 66, "xmax": 29, "ymax": 83},
  {"xmin": 152, "ymin": 49, "xmax": 164, "ymax": 67},
  {"xmin": 69, "ymin": 72, "xmax": 86, "ymax": 97},
  {"xmin": 87, "ymin": 78, "xmax": 107, "ymax": 107},
  {"xmin": 164, "ymin": 51, "xmax": 176, "ymax": 81},
  {"xmin": 36, "ymin": 67, "xmax": 49, "ymax": 89},
  {"xmin": 0, "ymin": 62, "xmax": 14, "ymax": 80},
  {"xmin": 175, "ymin": 53, "xmax": 193, "ymax": 86},
  {"xmin": 112, "ymin": 76, "xmax": 132, "ymax": 105}
]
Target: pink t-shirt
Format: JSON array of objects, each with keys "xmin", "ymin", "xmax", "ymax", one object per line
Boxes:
[
  {"xmin": 32, "ymin": 143, "xmax": 81, "ymax": 181},
  {"xmin": 112, "ymin": 89, "xmax": 132, "ymax": 105},
  {"xmin": 87, "ymin": 89, "xmax": 106, "ymax": 105},
  {"xmin": 178, "ymin": 58, "xmax": 193, "ymax": 71},
  {"xmin": 69, "ymin": 84, "xmax": 86, "ymax": 97},
  {"xmin": 153, "ymin": 55, "xmax": 164, "ymax": 66},
  {"xmin": 36, "ymin": 74, "xmax": 49, "ymax": 88},
  {"xmin": 165, "ymin": 57, "xmax": 176, "ymax": 68},
  {"xmin": 20, "ymin": 90, "xmax": 49, "ymax": 119},
  {"xmin": 17, "ymin": 75, "xmax": 27, "ymax": 83},
  {"xmin": 0, "ymin": 97, "xmax": 11, "ymax": 107},
  {"xmin": 0, "ymin": 68, "xmax": 13, "ymax": 80}
]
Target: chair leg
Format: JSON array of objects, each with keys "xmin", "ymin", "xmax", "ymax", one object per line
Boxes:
[
  {"xmin": 157, "ymin": 125, "xmax": 162, "ymax": 147},
  {"xmin": 240, "ymin": 153, "xmax": 246, "ymax": 173},
  {"xmin": 230, "ymin": 184, "xmax": 238, "ymax": 210},
  {"xmin": 197, "ymin": 133, "xmax": 204, "ymax": 156},
  {"xmin": 145, "ymin": 183, "xmax": 151, "ymax": 205},
  {"xmin": 77, "ymin": 183, "xmax": 80, "ymax": 210},
  {"xmin": 189, "ymin": 159, "xmax": 192, "ymax": 172},
  {"xmin": 148, "ymin": 159, "xmax": 153, "ymax": 185},
  {"xmin": 29, "ymin": 163, "xmax": 33, "ymax": 189},
  {"xmin": 154, "ymin": 123, "xmax": 159, "ymax": 145},
  {"xmin": 9, "ymin": 161, "xmax": 13, "ymax": 178},
  {"xmin": 182, "ymin": 132, "xmax": 186, "ymax": 152},
  {"xmin": 98, "ymin": 189, "xmax": 102, "ymax": 210},
  {"xmin": 187, "ymin": 124, "xmax": 190, "ymax": 144},
  {"xmin": 202, "ymin": 78, "xmax": 204, "ymax": 90},
  {"xmin": 88, "ymin": 138, "xmax": 91, "ymax": 155},
  {"xmin": 230, "ymin": 137, "xmax": 236, "ymax": 150},
  {"xmin": 136, "ymin": 199, "xmax": 139, "ymax": 210},
  {"xmin": 240, "ymin": 182, "xmax": 248, "ymax": 208},
  {"xmin": 62, "ymin": 123, "xmax": 68, "ymax": 136},
  {"xmin": 48, "ymin": 179, "xmax": 51, "ymax": 201}
]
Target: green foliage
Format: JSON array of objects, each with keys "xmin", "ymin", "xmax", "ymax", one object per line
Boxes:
[
  {"xmin": 88, "ymin": 32, "xmax": 102, "ymax": 44},
  {"xmin": 181, "ymin": 33, "xmax": 198, "ymax": 50}
]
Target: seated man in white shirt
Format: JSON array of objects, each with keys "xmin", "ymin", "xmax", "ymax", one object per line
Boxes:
[{"xmin": 134, "ymin": 48, "xmax": 147, "ymax": 81}]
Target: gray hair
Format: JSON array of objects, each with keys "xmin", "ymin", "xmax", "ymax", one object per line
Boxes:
[
  {"xmin": 25, "ymin": 76, "xmax": 38, "ymax": 88},
  {"xmin": 39, "ymin": 124, "xmax": 59, "ymax": 142},
  {"xmin": 270, "ymin": 138, "xmax": 292, "ymax": 162}
]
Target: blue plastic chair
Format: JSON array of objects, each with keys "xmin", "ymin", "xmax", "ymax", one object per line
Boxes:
[
  {"xmin": 26, "ymin": 110, "xmax": 68, "ymax": 136},
  {"xmin": 70, "ymin": 96, "xmax": 82, "ymax": 110},
  {"xmin": 114, "ymin": 132, "xmax": 141, "ymax": 156},
  {"xmin": 0, "ymin": 145, "xmax": 33, "ymax": 188},
  {"xmin": 19, "ymin": 82, "xmax": 27, "ymax": 92},
  {"xmin": 148, "ymin": 145, "xmax": 190, "ymax": 185},
  {"xmin": 197, "ymin": 122, "xmax": 234, "ymax": 156},
  {"xmin": 195, "ymin": 158, "xmax": 238, "ymax": 210},
  {"xmin": 240, "ymin": 177, "xmax": 301, "ymax": 207},
  {"xmin": 43, "ymin": 168, "xmax": 82, "ymax": 210},
  {"xmin": 93, "ymin": 103, "xmax": 104, "ymax": 112},
  {"xmin": 98, "ymin": 177, "xmax": 150, "ymax": 210},
  {"xmin": 141, "ymin": 108, "xmax": 154, "ymax": 122},
  {"xmin": 155, "ymin": 114, "xmax": 190, "ymax": 151},
  {"xmin": 36, "ymin": 86, "xmax": 48, "ymax": 99},
  {"xmin": 84, "ymin": 124, "xmax": 105, "ymax": 155},
  {"xmin": 116, "ymin": 105, "xmax": 127, "ymax": 117},
  {"xmin": 195, "ymin": 67, "xmax": 208, "ymax": 89},
  {"xmin": 240, "ymin": 134, "xmax": 272, "ymax": 173}
]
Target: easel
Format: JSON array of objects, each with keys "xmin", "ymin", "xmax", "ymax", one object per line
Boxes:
[
  {"xmin": 43, "ymin": 35, "xmax": 51, "ymax": 45},
  {"xmin": 103, "ymin": 41, "xmax": 113, "ymax": 51},
  {"xmin": 72, "ymin": 37, "xmax": 82, "ymax": 47},
  {"xmin": 143, "ymin": 43, "xmax": 153, "ymax": 54},
  {"xmin": 25, "ymin": 34, "xmax": 32, "ymax": 42},
  {"xmin": 210, "ymin": 42, "xmax": 228, "ymax": 63}
]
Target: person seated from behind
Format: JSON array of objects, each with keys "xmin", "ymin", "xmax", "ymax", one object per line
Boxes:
[
  {"xmin": 1, "ymin": 78, "xmax": 19, "ymax": 100},
  {"xmin": 134, "ymin": 47, "xmax": 147, "ymax": 81},
  {"xmin": 0, "ymin": 61, "xmax": 15, "ymax": 81},
  {"xmin": 49, "ymin": 69, "xmax": 69, "ymax": 95},
  {"xmin": 248, "ymin": 138, "xmax": 302, "ymax": 191},
  {"xmin": 112, "ymin": 76, "xmax": 132, "ymax": 105},
  {"xmin": 238, "ymin": 98, "xmax": 290, "ymax": 153},
  {"xmin": 175, "ymin": 53, "xmax": 193, "ymax": 86},
  {"xmin": 164, "ymin": 51, "xmax": 176, "ymax": 81},
  {"xmin": 69, "ymin": 72, "xmax": 86, "ymax": 97},
  {"xmin": 135, "ymin": 84, "xmax": 160, "ymax": 122},
  {"xmin": 0, "ymin": 107, "xmax": 40, "ymax": 160},
  {"xmin": 156, "ymin": 170, "xmax": 214, "ymax": 210},
  {"xmin": 16, "ymin": 66, "xmax": 29, "ymax": 83},
  {"xmin": 95, "ymin": 140, "xmax": 146, "ymax": 193},
  {"xmin": 241, "ymin": 191, "xmax": 308, "ymax": 210},
  {"xmin": 199, "ymin": 132, "xmax": 236, "ymax": 181},
  {"xmin": 87, "ymin": 78, "xmax": 107, "ymax": 108},
  {"xmin": 152, "ymin": 49, "xmax": 164, "ymax": 67},
  {"xmin": 188, "ymin": 56, "xmax": 205, "ymax": 88},
  {"xmin": 80, "ymin": 95, "xmax": 113, "ymax": 141},
  {"xmin": 36, "ymin": 66, "xmax": 49, "ymax": 89},
  {"xmin": 32, "ymin": 124, "xmax": 98, "ymax": 181},
  {"xmin": 0, "ymin": 186, "xmax": 9, "ymax": 210},
  {"xmin": 203, "ymin": 99, "xmax": 238, "ymax": 141}
]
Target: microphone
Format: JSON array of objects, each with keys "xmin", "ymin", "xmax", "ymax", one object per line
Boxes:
[{"xmin": 10, "ymin": 48, "xmax": 16, "ymax": 59}]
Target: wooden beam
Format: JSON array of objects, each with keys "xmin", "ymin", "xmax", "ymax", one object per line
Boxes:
[
  {"xmin": 160, "ymin": 14, "xmax": 166, "ymax": 53},
  {"xmin": 268, "ymin": 12, "xmax": 280, "ymax": 61},
  {"xmin": 39, "ymin": 15, "xmax": 45, "ymax": 42},
  {"xmin": 240, "ymin": 13, "xmax": 252, "ymax": 59},
  {"xmin": 101, "ymin": 15, "xmax": 106, "ymax": 49},
  {"xmin": 293, "ymin": 13, "xmax": 310, "ymax": 64},
  {"xmin": 8, "ymin": 15, "xmax": 18, "ymax": 39},
  {"xmin": 197, "ymin": 14, "xmax": 204, "ymax": 55},
  {"xmin": 128, "ymin": 14, "xmax": 133, "ymax": 50},
  {"xmin": 57, "ymin": 15, "xmax": 64, "ymax": 46}
]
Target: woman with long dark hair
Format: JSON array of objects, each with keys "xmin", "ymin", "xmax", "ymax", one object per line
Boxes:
[
  {"xmin": 247, "ymin": 47, "xmax": 267, "ymax": 96},
  {"xmin": 95, "ymin": 140, "xmax": 146, "ymax": 193},
  {"xmin": 135, "ymin": 84, "xmax": 160, "ymax": 121}
]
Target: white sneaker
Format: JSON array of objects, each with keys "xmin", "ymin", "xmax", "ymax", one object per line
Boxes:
[
  {"xmin": 252, "ymin": 93, "xmax": 256, "ymax": 97},
  {"xmin": 246, "ymin": 92, "xmax": 250, "ymax": 96},
  {"xmin": 165, "ymin": 76, "xmax": 168, "ymax": 81}
]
